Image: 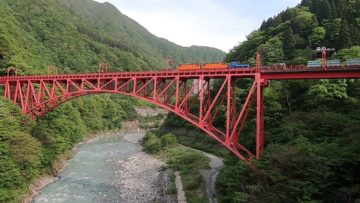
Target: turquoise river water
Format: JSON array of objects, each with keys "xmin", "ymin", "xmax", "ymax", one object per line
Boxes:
[{"xmin": 33, "ymin": 133, "xmax": 140, "ymax": 203}]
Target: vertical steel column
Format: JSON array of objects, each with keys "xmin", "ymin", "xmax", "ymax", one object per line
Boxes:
[
  {"xmin": 66, "ymin": 79, "xmax": 71, "ymax": 97},
  {"xmin": 231, "ymin": 80, "xmax": 237, "ymax": 128},
  {"xmin": 184, "ymin": 79, "xmax": 187, "ymax": 110},
  {"xmin": 256, "ymin": 74, "xmax": 265, "ymax": 160},
  {"xmin": 24, "ymin": 81, "xmax": 31, "ymax": 113},
  {"xmin": 225, "ymin": 75, "xmax": 232, "ymax": 143},
  {"xmin": 51, "ymin": 80, "xmax": 56, "ymax": 99},
  {"xmin": 199, "ymin": 76, "xmax": 205, "ymax": 122},
  {"xmin": 153, "ymin": 77, "xmax": 157, "ymax": 99},
  {"xmin": 114, "ymin": 78, "xmax": 118, "ymax": 92},
  {"xmin": 206, "ymin": 78, "xmax": 211, "ymax": 112},
  {"xmin": 133, "ymin": 78, "xmax": 137, "ymax": 94},
  {"xmin": 175, "ymin": 76, "xmax": 180, "ymax": 109},
  {"xmin": 37, "ymin": 81, "xmax": 43, "ymax": 105},
  {"xmin": 4, "ymin": 81, "xmax": 10, "ymax": 99}
]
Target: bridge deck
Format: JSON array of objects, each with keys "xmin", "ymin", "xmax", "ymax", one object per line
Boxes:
[{"xmin": 1, "ymin": 65, "xmax": 360, "ymax": 83}]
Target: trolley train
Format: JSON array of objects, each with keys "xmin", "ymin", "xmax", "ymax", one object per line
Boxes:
[
  {"xmin": 177, "ymin": 58, "xmax": 360, "ymax": 71},
  {"xmin": 178, "ymin": 62, "xmax": 250, "ymax": 71}
]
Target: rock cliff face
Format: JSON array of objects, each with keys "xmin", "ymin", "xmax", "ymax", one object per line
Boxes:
[{"xmin": 135, "ymin": 107, "xmax": 168, "ymax": 117}]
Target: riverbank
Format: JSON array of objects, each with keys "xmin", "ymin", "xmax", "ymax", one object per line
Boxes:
[
  {"xmin": 23, "ymin": 106, "xmax": 168, "ymax": 203},
  {"xmin": 142, "ymin": 131, "xmax": 210, "ymax": 203},
  {"xmin": 30, "ymin": 131, "xmax": 176, "ymax": 203},
  {"xmin": 22, "ymin": 130, "xmax": 120, "ymax": 203},
  {"xmin": 116, "ymin": 133, "xmax": 175, "ymax": 202},
  {"xmin": 181, "ymin": 145, "xmax": 223, "ymax": 203}
]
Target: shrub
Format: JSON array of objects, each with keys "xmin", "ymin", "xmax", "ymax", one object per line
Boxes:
[
  {"xmin": 142, "ymin": 132, "xmax": 161, "ymax": 153},
  {"xmin": 160, "ymin": 133, "xmax": 177, "ymax": 148}
]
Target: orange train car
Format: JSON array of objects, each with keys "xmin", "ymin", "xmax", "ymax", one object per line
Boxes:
[
  {"xmin": 202, "ymin": 63, "xmax": 228, "ymax": 70},
  {"xmin": 178, "ymin": 64, "xmax": 201, "ymax": 70}
]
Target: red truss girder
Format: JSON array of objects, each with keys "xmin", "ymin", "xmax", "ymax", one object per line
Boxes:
[
  {"xmin": 1, "ymin": 65, "xmax": 360, "ymax": 163},
  {"xmin": 2, "ymin": 74, "xmax": 267, "ymax": 163}
]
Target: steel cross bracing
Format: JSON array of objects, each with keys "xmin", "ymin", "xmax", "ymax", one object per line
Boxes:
[{"xmin": 0, "ymin": 65, "xmax": 360, "ymax": 163}]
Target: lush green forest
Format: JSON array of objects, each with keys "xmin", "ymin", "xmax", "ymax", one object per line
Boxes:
[
  {"xmin": 0, "ymin": 0, "xmax": 225, "ymax": 75},
  {"xmin": 220, "ymin": 0, "xmax": 360, "ymax": 202},
  {"xmin": 226, "ymin": 0, "xmax": 360, "ymax": 65},
  {"xmin": 158, "ymin": 0, "xmax": 360, "ymax": 202},
  {"xmin": 0, "ymin": 94, "xmax": 138, "ymax": 202},
  {"xmin": 1, "ymin": 0, "xmax": 360, "ymax": 202},
  {"xmin": 0, "ymin": 0, "xmax": 225, "ymax": 202}
]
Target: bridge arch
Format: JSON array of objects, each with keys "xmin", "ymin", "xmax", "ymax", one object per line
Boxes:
[
  {"xmin": 2, "ymin": 67, "xmax": 360, "ymax": 162},
  {"xmin": 3, "ymin": 72, "xmax": 266, "ymax": 163}
]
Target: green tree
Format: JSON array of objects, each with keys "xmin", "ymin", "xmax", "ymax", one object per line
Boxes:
[
  {"xmin": 291, "ymin": 8, "xmax": 318, "ymax": 37},
  {"xmin": 310, "ymin": 0, "xmax": 331, "ymax": 22},
  {"xmin": 338, "ymin": 18, "xmax": 352, "ymax": 48},
  {"xmin": 282, "ymin": 25, "xmax": 296, "ymax": 60},
  {"xmin": 334, "ymin": 46, "xmax": 360, "ymax": 61},
  {"xmin": 160, "ymin": 133, "xmax": 177, "ymax": 148},
  {"xmin": 258, "ymin": 37, "xmax": 285, "ymax": 65},
  {"xmin": 310, "ymin": 26, "xmax": 326, "ymax": 46}
]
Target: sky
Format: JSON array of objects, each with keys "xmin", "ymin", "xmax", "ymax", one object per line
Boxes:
[{"xmin": 94, "ymin": 0, "xmax": 301, "ymax": 52}]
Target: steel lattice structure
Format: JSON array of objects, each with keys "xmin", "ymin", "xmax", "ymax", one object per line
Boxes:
[{"xmin": 1, "ymin": 66, "xmax": 360, "ymax": 163}]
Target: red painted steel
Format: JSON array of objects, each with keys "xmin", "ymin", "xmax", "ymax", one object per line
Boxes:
[{"xmin": 0, "ymin": 65, "xmax": 360, "ymax": 163}]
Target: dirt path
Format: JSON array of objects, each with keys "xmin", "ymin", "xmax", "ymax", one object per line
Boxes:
[
  {"xmin": 180, "ymin": 145, "xmax": 223, "ymax": 203},
  {"xmin": 175, "ymin": 171, "xmax": 187, "ymax": 203},
  {"xmin": 201, "ymin": 152, "xmax": 223, "ymax": 203}
]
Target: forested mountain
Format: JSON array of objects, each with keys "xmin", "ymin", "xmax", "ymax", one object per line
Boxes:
[
  {"xmin": 142, "ymin": 0, "xmax": 359, "ymax": 202},
  {"xmin": 0, "ymin": 0, "xmax": 225, "ymax": 202},
  {"xmin": 0, "ymin": 0, "xmax": 225, "ymax": 75},
  {"xmin": 226, "ymin": 0, "xmax": 360, "ymax": 65},
  {"xmin": 216, "ymin": 0, "xmax": 360, "ymax": 202}
]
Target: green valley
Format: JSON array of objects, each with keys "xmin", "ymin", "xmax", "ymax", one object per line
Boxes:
[
  {"xmin": 0, "ymin": 0, "xmax": 359, "ymax": 202},
  {"xmin": 0, "ymin": 0, "xmax": 224, "ymax": 202}
]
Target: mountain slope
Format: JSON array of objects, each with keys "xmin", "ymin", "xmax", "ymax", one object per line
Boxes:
[
  {"xmin": 0, "ymin": 1, "xmax": 225, "ymax": 202},
  {"xmin": 226, "ymin": 0, "xmax": 359, "ymax": 65},
  {"xmin": 217, "ymin": 0, "xmax": 360, "ymax": 202},
  {"xmin": 0, "ymin": 0, "xmax": 225, "ymax": 75},
  {"xmin": 62, "ymin": 0, "xmax": 225, "ymax": 67}
]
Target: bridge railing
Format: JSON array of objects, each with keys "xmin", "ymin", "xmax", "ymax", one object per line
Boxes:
[
  {"xmin": 261, "ymin": 64, "xmax": 360, "ymax": 73},
  {"xmin": 0, "ymin": 68, "xmax": 259, "ymax": 81},
  {"xmin": 1, "ymin": 65, "xmax": 360, "ymax": 83}
]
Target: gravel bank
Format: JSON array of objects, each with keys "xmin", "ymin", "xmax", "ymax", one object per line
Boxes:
[{"xmin": 112, "ymin": 133, "xmax": 176, "ymax": 203}]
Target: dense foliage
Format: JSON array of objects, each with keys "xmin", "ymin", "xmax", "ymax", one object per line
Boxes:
[
  {"xmin": 226, "ymin": 0, "xmax": 360, "ymax": 65},
  {"xmin": 0, "ymin": 0, "xmax": 225, "ymax": 75},
  {"xmin": 0, "ymin": 0, "xmax": 225, "ymax": 202},
  {"xmin": 158, "ymin": 0, "xmax": 360, "ymax": 202},
  {"xmin": 0, "ymin": 94, "xmax": 138, "ymax": 202},
  {"xmin": 217, "ymin": 78, "xmax": 360, "ymax": 202},
  {"xmin": 216, "ymin": 0, "xmax": 360, "ymax": 202},
  {"xmin": 142, "ymin": 131, "xmax": 209, "ymax": 203}
]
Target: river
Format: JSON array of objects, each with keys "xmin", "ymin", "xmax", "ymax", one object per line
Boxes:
[{"xmin": 32, "ymin": 132, "xmax": 174, "ymax": 203}]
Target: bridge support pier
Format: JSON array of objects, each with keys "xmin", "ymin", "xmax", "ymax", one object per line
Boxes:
[{"xmin": 256, "ymin": 75, "xmax": 266, "ymax": 160}]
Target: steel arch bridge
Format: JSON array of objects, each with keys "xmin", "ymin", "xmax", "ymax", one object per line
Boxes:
[{"xmin": 1, "ymin": 65, "xmax": 360, "ymax": 163}]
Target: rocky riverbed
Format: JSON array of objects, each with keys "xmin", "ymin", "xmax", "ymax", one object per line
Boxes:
[
  {"xmin": 114, "ymin": 133, "xmax": 175, "ymax": 203},
  {"xmin": 32, "ymin": 132, "xmax": 175, "ymax": 203}
]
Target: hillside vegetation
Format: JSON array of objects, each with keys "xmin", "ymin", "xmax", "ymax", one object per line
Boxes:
[
  {"xmin": 0, "ymin": 0, "xmax": 224, "ymax": 75},
  {"xmin": 226, "ymin": 0, "xmax": 360, "ymax": 65},
  {"xmin": 219, "ymin": 0, "xmax": 360, "ymax": 202},
  {"xmin": 157, "ymin": 0, "xmax": 360, "ymax": 202},
  {"xmin": 0, "ymin": 0, "xmax": 224, "ymax": 202}
]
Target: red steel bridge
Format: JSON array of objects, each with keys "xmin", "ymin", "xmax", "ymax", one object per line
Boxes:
[{"xmin": 1, "ymin": 65, "xmax": 360, "ymax": 163}]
